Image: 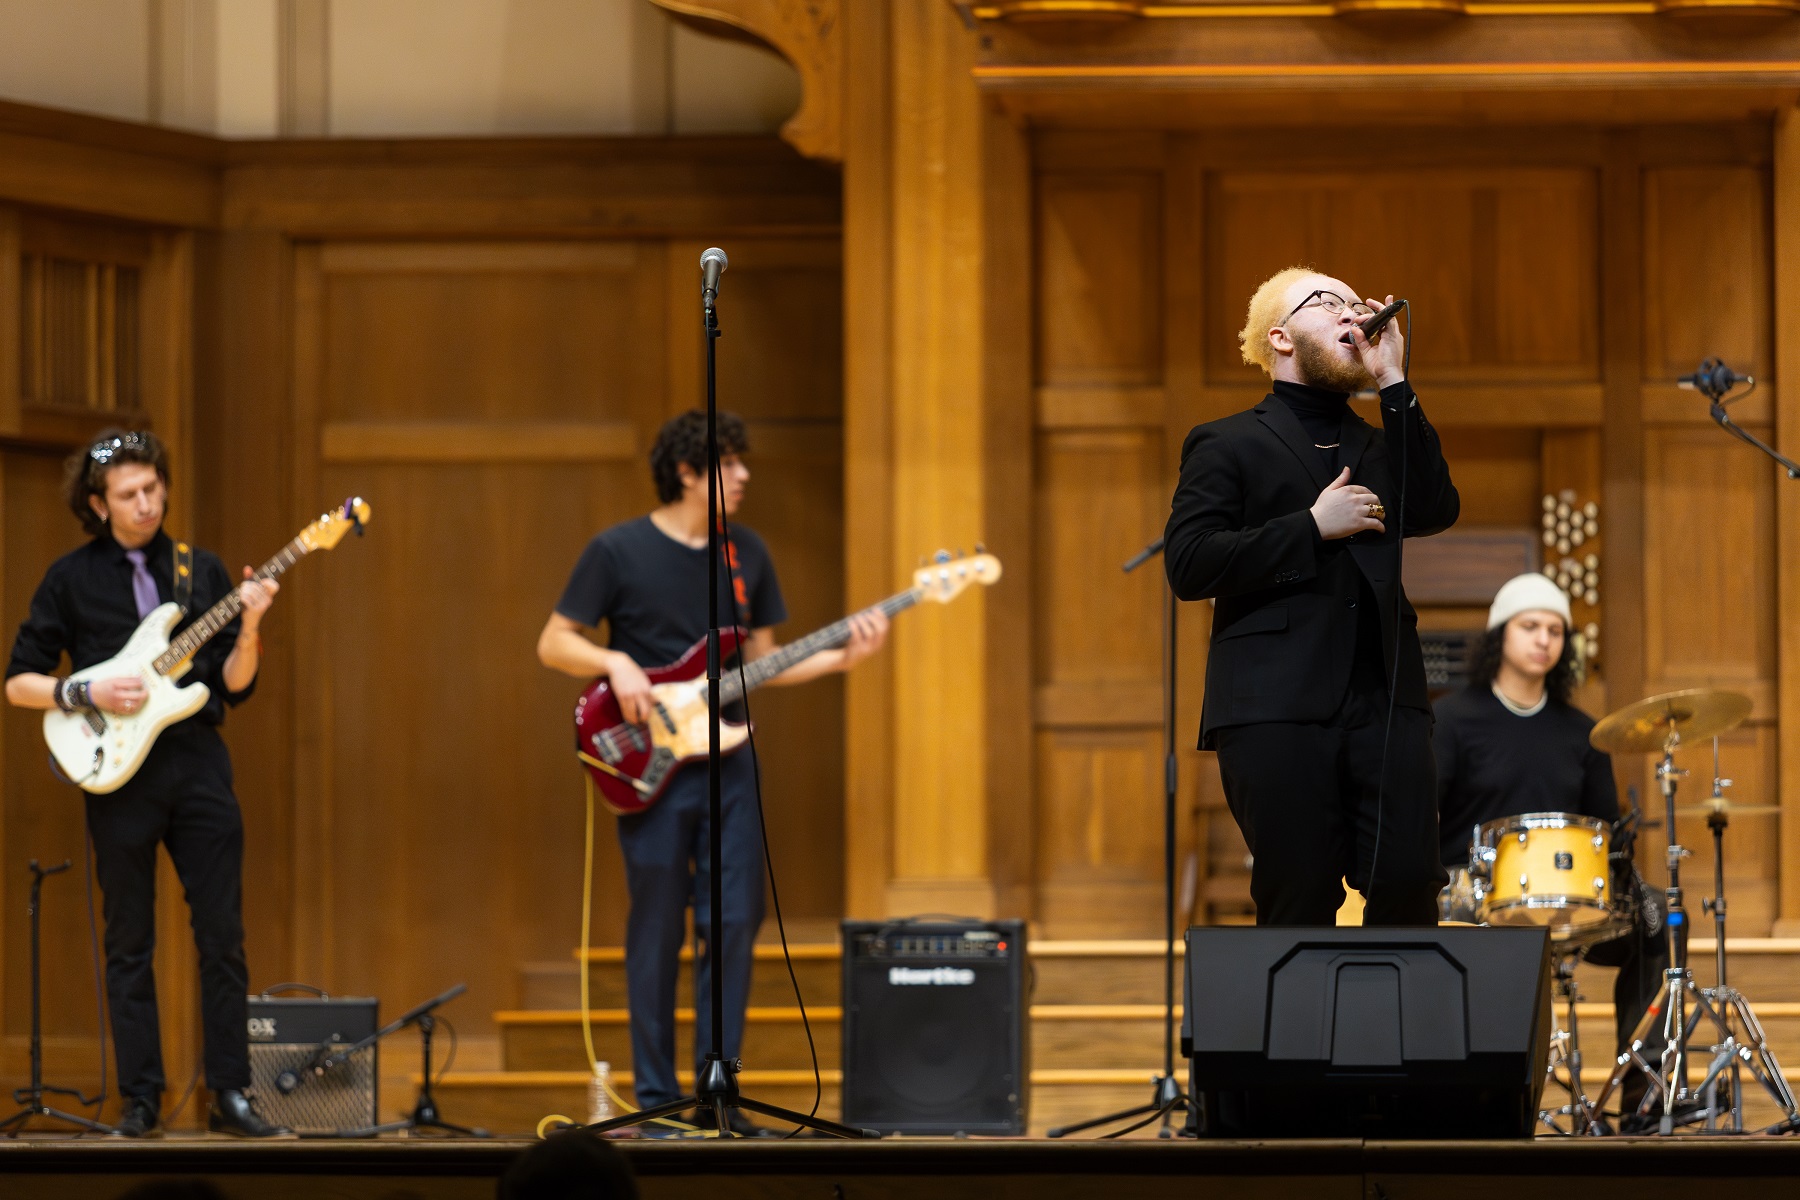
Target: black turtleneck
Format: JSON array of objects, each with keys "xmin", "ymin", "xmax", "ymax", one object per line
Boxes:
[
  {"xmin": 1271, "ymin": 379, "xmax": 1388, "ymax": 697},
  {"xmin": 1273, "ymin": 379, "xmax": 1351, "ymax": 473}
]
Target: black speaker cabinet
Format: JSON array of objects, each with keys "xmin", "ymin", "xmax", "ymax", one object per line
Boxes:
[
  {"xmin": 1183, "ymin": 926, "xmax": 1552, "ymax": 1139},
  {"xmin": 246, "ymin": 991, "xmax": 379, "ymax": 1134},
  {"xmin": 841, "ymin": 920, "xmax": 1029, "ymax": 1135}
]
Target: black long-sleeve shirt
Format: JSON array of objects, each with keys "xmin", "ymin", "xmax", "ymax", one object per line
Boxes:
[
  {"xmin": 1433, "ymin": 685, "xmax": 1618, "ymax": 868},
  {"xmin": 6, "ymin": 528, "xmax": 255, "ymax": 725}
]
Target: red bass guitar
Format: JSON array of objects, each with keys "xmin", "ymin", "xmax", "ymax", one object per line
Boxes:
[{"xmin": 572, "ymin": 550, "xmax": 1001, "ymax": 815}]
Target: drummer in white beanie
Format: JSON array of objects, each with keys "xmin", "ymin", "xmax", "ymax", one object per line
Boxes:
[{"xmin": 1435, "ymin": 571, "xmax": 1668, "ymax": 1127}]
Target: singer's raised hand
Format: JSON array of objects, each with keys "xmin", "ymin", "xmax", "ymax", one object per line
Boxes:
[{"xmin": 1350, "ymin": 293, "xmax": 1406, "ymax": 390}]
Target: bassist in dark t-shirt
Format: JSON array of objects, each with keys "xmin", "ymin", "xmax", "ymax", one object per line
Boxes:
[{"xmin": 537, "ymin": 410, "xmax": 885, "ymax": 1134}]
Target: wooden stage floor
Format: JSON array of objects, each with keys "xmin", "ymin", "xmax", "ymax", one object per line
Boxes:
[{"xmin": 3, "ymin": 1134, "xmax": 1800, "ymax": 1200}]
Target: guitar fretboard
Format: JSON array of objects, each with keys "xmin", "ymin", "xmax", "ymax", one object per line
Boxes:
[
  {"xmin": 716, "ymin": 588, "xmax": 920, "ymax": 706},
  {"xmin": 151, "ymin": 538, "xmax": 309, "ymax": 676}
]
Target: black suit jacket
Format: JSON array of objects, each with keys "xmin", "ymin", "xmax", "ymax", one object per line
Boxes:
[{"xmin": 1164, "ymin": 381, "xmax": 1459, "ymax": 747}]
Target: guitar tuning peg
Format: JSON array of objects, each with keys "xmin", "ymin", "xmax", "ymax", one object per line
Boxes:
[
  {"xmin": 934, "ymin": 549, "xmax": 950, "ymax": 563},
  {"xmin": 975, "ymin": 542, "xmax": 986, "ymax": 554}
]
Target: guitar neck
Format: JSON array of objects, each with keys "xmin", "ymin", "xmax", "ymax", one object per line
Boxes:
[
  {"xmin": 152, "ymin": 538, "xmax": 309, "ymax": 675},
  {"xmin": 717, "ymin": 588, "xmax": 921, "ymax": 705}
]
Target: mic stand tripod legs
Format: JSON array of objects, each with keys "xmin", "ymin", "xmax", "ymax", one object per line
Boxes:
[{"xmin": 0, "ymin": 859, "xmax": 113, "ymax": 1137}]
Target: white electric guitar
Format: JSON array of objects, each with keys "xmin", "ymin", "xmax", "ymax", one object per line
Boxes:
[{"xmin": 44, "ymin": 498, "xmax": 371, "ymax": 794}]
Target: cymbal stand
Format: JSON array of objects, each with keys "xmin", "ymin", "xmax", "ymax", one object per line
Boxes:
[
  {"xmin": 1539, "ymin": 948, "xmax": 1604, "ymax": 1136},
  {"xmin": 1686, "ymin": 741, "xmax": 1800, "ymax": 1134}
]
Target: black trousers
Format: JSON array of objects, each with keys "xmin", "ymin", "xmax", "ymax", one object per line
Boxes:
[
  {"xmin": 1214, "ymin": 683, "xmax": 1446, "ymax": 926},
  {"xmin": 83, "ymin": 721, "xmax": 249, "ymax": 1099},
  {"xmin": 615, "ymin": 751, "xmax": 765, "ymax": 1111}
]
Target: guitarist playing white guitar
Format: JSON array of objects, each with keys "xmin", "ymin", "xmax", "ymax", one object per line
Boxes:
[{"xmin": 4, "ymin": 429, "xmax": 291, "ymax": 1140}]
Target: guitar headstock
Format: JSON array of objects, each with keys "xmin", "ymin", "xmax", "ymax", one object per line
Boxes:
[
  {"xmin": 911, "ymin": 549, "xmax": 1002, "ymax": 604},
  {"xmin": 298, "ymin": 497, "xmax": 373, "ymax": 552}
]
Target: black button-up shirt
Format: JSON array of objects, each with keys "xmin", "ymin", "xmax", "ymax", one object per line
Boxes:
[{"xmin": 6, "ymin": 528, "xmax": 255, "ymax": 726}]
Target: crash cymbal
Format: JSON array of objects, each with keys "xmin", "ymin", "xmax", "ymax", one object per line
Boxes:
[
  {"xmin": 1675, "ymin": 801, "xmax": 1783, "ymax": 817},
  {"xmin": 1589, "ymin": 688, "xmax": 1753, "ymax": 754}
]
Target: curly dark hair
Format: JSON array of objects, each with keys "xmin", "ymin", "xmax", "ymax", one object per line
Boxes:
[
  {"xmin": 1467, "ymin": 620, "xmax": 1579, "ymax": 705},
  {"xmin": 62, "ymin": 427, "xmax": 168, "ymax": 537},
  {"xmin": 648, "ymin": 409, "xmax": 750, "ymax": 504}
]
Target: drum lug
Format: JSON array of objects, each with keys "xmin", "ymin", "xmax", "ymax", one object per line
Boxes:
[
  {"xmin": 1593, "ymin": 876, "xmax": 1607, "ymax": 894},
  {"xmin": 1520, "ymin": 873, "xmax": 1530, "ymax": 889}
]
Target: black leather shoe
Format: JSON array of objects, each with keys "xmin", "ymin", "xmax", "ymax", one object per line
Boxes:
[
  {"xmin": 112, "ymin": 1095, "xmax": 161, "ymax": 1138},
  {"xmin": 207, "ymin": 1089, "xmax": 292, "ymax": 1137}
]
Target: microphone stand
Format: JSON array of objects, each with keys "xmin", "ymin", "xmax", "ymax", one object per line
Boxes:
[
  {"xmin": 581, "ymin": 251, "xmax": 871, "ymax": 1140},
  {"xmin": 1048, "ymin": 536, "xmax": 1192, "ymax": 1139},
  {"xmin": 1687, "ymin": 358, "xmax": 1800, "ymax": 480},
  {"xmin": 0, "ymin": 860, "xmax": 113, "ymax": 1136},
  {"xmin": 312, "ymin": 982, "xmax": 488, "ymax": 1138}
]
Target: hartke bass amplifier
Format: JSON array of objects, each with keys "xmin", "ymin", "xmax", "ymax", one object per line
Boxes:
[
  {"xmin": 841, "ymin": 919, "xmax": 1028, "ymax": 1135},
  {"xmin": 246, "ymin": 988, "xmax": 379, "ymax": 1134},
  {"xmin": 1183, "ymin": 926, "xmax": 1552, "ymax": 1139}
]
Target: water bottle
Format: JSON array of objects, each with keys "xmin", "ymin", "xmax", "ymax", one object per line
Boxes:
[{"xmin": 587, "ymin": 1060, "xmax": 614, "ymax": 1125}]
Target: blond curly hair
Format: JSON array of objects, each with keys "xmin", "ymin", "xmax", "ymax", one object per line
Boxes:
[{"xmin": 1238, "ymin": 266, "xmax": 1319, "ymax": 377}]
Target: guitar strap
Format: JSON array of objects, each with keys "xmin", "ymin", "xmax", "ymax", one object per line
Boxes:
[{"xmin": 172, "ymin": 541, "xmax": 194, "ymax": 615}]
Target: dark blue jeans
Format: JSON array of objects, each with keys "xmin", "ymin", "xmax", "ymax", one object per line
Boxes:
[{"xmin": 615, "ymin": 751, "xmax": 765, "ymax": 1110}]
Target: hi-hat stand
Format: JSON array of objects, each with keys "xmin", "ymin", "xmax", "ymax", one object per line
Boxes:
[
  {"xmin": 582, "ymin": 248, "xmax": 871, "ymax": 1141},
  {"xmin": 0, "ymin": 859, "xmax": 113, "ymax": 1137},
  {"xmin": 1592, "ymin": 727, "xmax": 1800, "ymax": 1133},
  {"xmin": 1048, "ymin": 536, "xmax": 1192, "ymax": 1140}
]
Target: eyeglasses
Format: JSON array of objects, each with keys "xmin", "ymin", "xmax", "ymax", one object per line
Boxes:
[
  {"xmin": 1281, "ymin": 290, "xmax": 1376, "ymax": 324},
  {"xmin": 88, "ymin": 432, "xmax": 149, "ymax": 465}
]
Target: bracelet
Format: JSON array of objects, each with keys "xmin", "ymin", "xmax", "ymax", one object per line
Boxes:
[{"xmin": 53, "ymin": 678, "xmax": 72, "ymax": 713}]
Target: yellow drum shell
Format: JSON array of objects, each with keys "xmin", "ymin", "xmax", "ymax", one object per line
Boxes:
[{"xmin": 1479, "ymin": 812, "xmax": 1612, "ymax": 931}]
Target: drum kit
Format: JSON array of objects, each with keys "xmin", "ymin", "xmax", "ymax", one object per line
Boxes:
[{"xmin": 1444, "ymin": 687, "xmax": 1800, "ymax": 1136}]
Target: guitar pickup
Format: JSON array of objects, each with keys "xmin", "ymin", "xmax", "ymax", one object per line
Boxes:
[
  {"xmin": 592, "ymin": 728, "xmax": 624, "ymax": 765},
  {"xmin": 593, "ymin": 724, "xmax": 652, "ymax": 765},
  {"xmin": 641, "ymin": 748, "xmax": 676, "ymax": 790}
]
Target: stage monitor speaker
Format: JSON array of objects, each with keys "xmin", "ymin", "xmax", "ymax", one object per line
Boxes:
[
  {"xmin": 247, "ymin": 991, "xmax": 379, "ymax": 1134},
  {"xmin": 1183, "ymin": 926, "xmax": 1551, "ymax": 1138},
  {"xmin": 841, "ymin": 919, "xmax": 1029, "ymax": 1135}
]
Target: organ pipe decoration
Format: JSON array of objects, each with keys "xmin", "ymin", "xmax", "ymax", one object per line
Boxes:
[{"xmin": 1541, "ymin": 490, "xmax": 1601, "ymax": 672}]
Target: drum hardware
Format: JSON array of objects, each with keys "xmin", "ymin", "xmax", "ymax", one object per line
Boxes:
[
  {"xmin": 1587, "ymin": 692, "xmax": 1800, "ymax": 1135},
  {"xmin": 1474, "ymin": 812, "xmax": 1615, "ymax": 934}
]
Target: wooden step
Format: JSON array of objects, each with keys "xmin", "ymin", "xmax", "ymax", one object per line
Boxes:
[
  {"xmin": 497, "ymin": 1003, "xmax": 1189, "ymax": 1073},
  {"xmin": 432, "ymin": 1067, "xmax": 1175, "ymax": 1139},
  {"xmin": 574, "ymin": 944, "xmax": 840, "ymax": 1010},
  {"xmin": 568, "ymin": 937, "xmax": 1800, "ymax": 1011},
  {"xmin": 499, "ymin": 1007, "xmax": 843, "ymax": 1073}
]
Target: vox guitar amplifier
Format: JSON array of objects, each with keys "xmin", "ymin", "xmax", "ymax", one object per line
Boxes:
[
  {"xmin": 246, "ymin": 989, "xmax": 379, "ymax": 1134},
  {"xmin": 841, "ymin": 919, "xmax": 1028, "ymax": 1135}
]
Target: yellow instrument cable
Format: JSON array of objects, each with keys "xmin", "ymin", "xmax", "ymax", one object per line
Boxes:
[{"xmin": 537, "ymin": 773, "xmax": 707, "ymax": 1138}]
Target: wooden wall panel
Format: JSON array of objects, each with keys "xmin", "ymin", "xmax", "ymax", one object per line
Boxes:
[
  {"xmin": 1205, "ymin": 169, "xmax": 1599, "ymax": 388},
  {"xmin": 0, "ymin": 448, "xmax": 102, "ymax": 1082},
  {"xmin": 1643, "ymin": 168, "xmax": 1772, "ymax": 384},
  {"xmin": 1034, "ymin": 728, "xmax": 1164, "ymax": 937},
  {"xmin": 1037, "ymin": 174, "xmax": 1163, "ymax": 388}
]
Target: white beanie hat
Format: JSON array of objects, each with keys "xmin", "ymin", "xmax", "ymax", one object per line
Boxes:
[{"xmin": 1487, "ymin": 572, "xmax": 1572, "ymax": 632}]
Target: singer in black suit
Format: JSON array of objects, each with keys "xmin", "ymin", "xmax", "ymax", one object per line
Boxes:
[{"xmin": 1164, "ymin": 268, "xmax": 1460, "ymax": 926}]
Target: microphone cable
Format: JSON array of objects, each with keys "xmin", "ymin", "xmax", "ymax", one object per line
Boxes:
[{"xmin": 1365, "ymin": 300, "xmax": 1413, "ymax": 916}]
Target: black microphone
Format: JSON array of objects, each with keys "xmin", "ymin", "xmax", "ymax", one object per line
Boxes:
[
  {"xmin": 1355, "ymin": 299, "xmax": 1407, "ymax": 343},
  {"xmin": 700, "ymin": 247, "xmax": 728, "ymax": 310},
  {"xmin": 1678, "ymin": 358, "xmax": 1751, "ymax": 400},
  {"xmin": 275, "ymin": 1037, "xmax": 341, "ymax": 1094}
]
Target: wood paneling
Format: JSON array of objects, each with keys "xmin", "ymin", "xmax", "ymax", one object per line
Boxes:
[
  {"xmin": 287, "ymin": 230, "xmax": 846, "ymax": 1026},
  {"xmin": 1643, "ymin": 167, "xmax": 1772, "ymax": 385},
  {"xmin": 1205, "ymin": 168, "xmax": 1599, "ymax": 387},
  {"xmin": 1776, "ymin": 109, "xmax": 1800, "ymax": 933},
  {"xmin": 1037, "ymin": 172, "xmax": 1163, "ymax": 387}
]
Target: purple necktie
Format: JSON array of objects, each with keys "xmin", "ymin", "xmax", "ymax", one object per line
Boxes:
[{"xmin": 124, "ymin": 549, "xmax": 159, "ymax": 620}]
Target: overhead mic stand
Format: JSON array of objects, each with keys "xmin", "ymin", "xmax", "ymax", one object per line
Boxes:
[
  {"xmin": 322, "ymin": 982, "xmax": 489, "ymax": 1138},
  {"xmin": 1048, "ymin": 536, "xmax": 1192, "ymax": 1140},
  {"xmin": 0, "ymin": 859, "xmax": 114, "ymax": 1137},
  {"xmin": 582, "ymin": 248, "xmax": 871, "ymax": 1141},
  {"xmin": 1682, "ymin": 357, "xmax": 1800, "ymax": 480}
]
